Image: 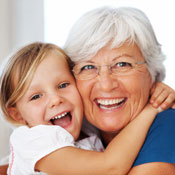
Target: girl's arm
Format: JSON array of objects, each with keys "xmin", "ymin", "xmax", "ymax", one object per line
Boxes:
[
  {"xmin": 35, "ymin": 105, "xmax": 158, "ymax": 175},
  {"xmin": 150, "ymin": 82, "xmax": 175, "ymax": 109},
  {"xmin": 36, "ymin": 82, "xmax": 175, "ymax": 175}
]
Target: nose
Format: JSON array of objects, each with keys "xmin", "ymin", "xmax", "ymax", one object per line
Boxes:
[
  {"xmin": 97, "ymin": 67, "xmax": 119, "ymax": 92},
  {"xmin": 49, "ymin": 93, "xmax": 63, "ymax": 108}
]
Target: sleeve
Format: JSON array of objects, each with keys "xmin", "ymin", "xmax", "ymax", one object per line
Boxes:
[
  {"xmin": 8, "ymin": 125, "xmax": 75, "ymax": 175},
  {"xmin": 133, "ymin": 109, "xmax": 175, "ymax": 167}
]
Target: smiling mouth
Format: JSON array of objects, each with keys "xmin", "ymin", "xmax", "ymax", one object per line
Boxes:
[
  {"xmin": 96, "ymin": 98, "xmax": 126, "ymax": 109},
  {"xmin": 50, "ymin": 112, "xmax": 72, "ymax": 128}
]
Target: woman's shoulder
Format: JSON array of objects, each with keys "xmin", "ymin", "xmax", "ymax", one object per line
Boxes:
[
  {"xmin": 148, "ymin": 108, "xmax": 175, "ymax": 135},
  {"xmin": 157, "ymin": 108, "xmax": 175, "ymax": 117},
  {"xmin": 153, "ymin": 108, "xmax": 175, "ymax": 127},
  {"xmin": 133, "ymin": 108, "xmax": 175, "ymax": 167}
]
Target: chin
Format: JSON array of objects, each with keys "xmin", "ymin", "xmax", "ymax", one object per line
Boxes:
[
  {"xmin": 97, "ymin": 118, "xmax": 125, "ymax": 132},
  {"xmin": 96, "ymin": 123, "xmax": 121, "ymax": 133},
  {"xmin": 103, "ymin": 127, "xmax": 121, "ymax": 133}
]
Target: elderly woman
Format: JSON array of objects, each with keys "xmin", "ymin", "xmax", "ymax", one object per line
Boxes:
[{"xmin": 64, "ymin": 7, "xmax": 175, "ymax": 174}]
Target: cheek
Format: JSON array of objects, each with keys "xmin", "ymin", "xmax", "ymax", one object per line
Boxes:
[
  {"xmin": 123, "ymin": 71, "xmax": 152, "ymax": 115},
  {"xmin": 77, "ymin": 80, "xmax": 88, "ymax": 97},
  {"xmin": 76, "ymin": 80, "xmax": 94, "ymax": 120},
  {"xmin": 68, "ymin": 85, "xmax": 84, "ymax": 106},
  {"xmin": 76, "ymin": 80, "xmax": 92, "ymax": 104},
  {"xmin": 73, "ymin": 93, "xmax": 84, "ymax": 116},
  {"xmin": 124, "ymin": 70, "xmax": 152, "ymax": 94},
  {"xmin": 20, "ymin": 104, "xmax": 44, "ymax": 124}
]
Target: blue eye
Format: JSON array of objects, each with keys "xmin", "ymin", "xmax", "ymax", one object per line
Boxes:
[
  {"xmin": 116, "ymin": 62, "xmax": 132, "ymax": 67},
  {"xmin": 31, "ymin": 94, "xmax": 42, "ymax": 101},
  {"xmin": 58, "ymin": 82, "xmax": 69, "ymax": 89},
  {"xmin": 80, "ymin": 64, "xmax": 96, "ymax": 71},
  {"xmin": 112, "ymin": 61, "xmax": 133, "ymax": 73}
]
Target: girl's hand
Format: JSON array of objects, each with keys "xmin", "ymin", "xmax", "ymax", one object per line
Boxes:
[{"xmin": 150, "ymin": 82, "xmax": 175, "ymax": 110}]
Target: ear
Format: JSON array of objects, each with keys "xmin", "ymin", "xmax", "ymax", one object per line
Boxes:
[{"xmin": 7, "ymin": 107, "xmax": 27, "ymax": 125}]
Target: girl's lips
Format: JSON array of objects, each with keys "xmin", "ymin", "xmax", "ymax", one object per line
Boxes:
[
  {"xmin": 51, "ymin": 111, "xmax": 69, "ymax": 120},
  {"xmin": 50, "ymin": 112, "xmax": 72, "ymax": 128}
]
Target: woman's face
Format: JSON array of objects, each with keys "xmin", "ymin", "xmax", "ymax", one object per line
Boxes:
[{"xmin": 75, "ymin": 43, "xmax": 152, "ymax": 134}]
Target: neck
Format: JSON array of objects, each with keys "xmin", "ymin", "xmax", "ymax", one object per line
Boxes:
[{"xmin": 100, "ymin": 131, "xmax": 119, "ymax": 147}]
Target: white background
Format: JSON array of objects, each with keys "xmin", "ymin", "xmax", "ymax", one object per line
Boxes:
[
  {"xmin": 44, "ymin": 0, "xmax": 175, "ymax": 88},
  {"xmin": 0, "ymin": 0, "xmax": 175, "ymax": 163}
]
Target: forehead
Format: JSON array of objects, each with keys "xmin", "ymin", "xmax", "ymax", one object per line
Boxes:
[
  {"xmin": 90, "ymin": 42, "xmax": 144, "ymax": 63},
  {"xmin": 36, "ymin": 50, "xmax": 69, "ymax": 75},
  {"xmin": 27, "ymin": 50, "xmax": 73, "ymax": 89}
]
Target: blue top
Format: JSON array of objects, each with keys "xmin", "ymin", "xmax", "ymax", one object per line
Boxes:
[{"xmin": 133, "ymin": 109, "xmax": 175, "ymax": 166}]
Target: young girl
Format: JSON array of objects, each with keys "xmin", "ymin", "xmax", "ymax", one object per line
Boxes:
[{"xmin": 0, "ymin": 42, "xmax": 174, "ymax": 175}]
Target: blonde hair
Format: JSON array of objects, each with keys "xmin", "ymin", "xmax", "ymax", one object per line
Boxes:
[{"xmin": 0, "ymin": 42, "xmax": 72, "ymax": 125}]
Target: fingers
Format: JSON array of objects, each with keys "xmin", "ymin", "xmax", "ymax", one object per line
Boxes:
[
  {"xmin": 159, "ymin": 92, "xmax": 175, "ymax": 110},
  {"xmin": 151, "ymin": 90, "xmax": 168, "ymax": 108},
  {"xmin": 172, "ymin": 103, "xmax": 175, "ymax": 109},
  {"xmin": 151, "ymin": 92, "xmax": 175, "ymax": 110},
  {"xmin": 150, "ymin": 85, "xmax": 164, "ymax": 105},
  {"xmin": 157, "ymin": 107, "xmax": 163, "ymax": 113},
  {"xmin": 150, "ymin": 82, "xmax": 175, "ymax": 111}
]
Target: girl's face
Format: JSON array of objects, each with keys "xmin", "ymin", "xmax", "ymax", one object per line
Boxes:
[{"xmin": 9, "ymin": 50, "xmax": 83, "ymax": 140}]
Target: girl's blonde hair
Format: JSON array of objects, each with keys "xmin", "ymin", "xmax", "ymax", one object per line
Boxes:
[{"xmin": 0, "ymin": 42, "xmax": 73, "ymax": 125}]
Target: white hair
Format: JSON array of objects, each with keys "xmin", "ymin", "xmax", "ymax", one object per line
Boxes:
[{"xmin": 64, "ymin": 6, "xmax": 165, "ymax": 82}]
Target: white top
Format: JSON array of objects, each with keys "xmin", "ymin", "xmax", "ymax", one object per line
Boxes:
[{"xmin": 8, "ymin": 125, "xmax": 104, "ymax": 175}]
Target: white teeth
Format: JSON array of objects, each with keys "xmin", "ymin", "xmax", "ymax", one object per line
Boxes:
[
  {"xmin": 51, "ymin": 112, "xmax": 68, "ymax": 120},
  {"xmin": 97, "ymin": 98, "xmax": 124, "ymax": 105},
  {"xmin": 100, "ymin": 105, "xmax": 118, "ymax": 110}
]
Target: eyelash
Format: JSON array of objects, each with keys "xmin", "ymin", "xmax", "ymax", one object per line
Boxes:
[
  {"xmin": 81, "ymin": 65, "xmax": 95, "ymax": 71},
  {"xmin": 80, "ymin": 61, "xmax": 132, "ymax": 70},
  {"xmin": 29, "ymin": 82, "xmax": 70, "ymax": 101},
  {"xmin": 58, "ymin": 82, "xmax": 70, "ymax": 89},
  {"xmin": 115, "ymin": 62, "xmax": 132, "ymax": 67},
  {"xmin": 30, "ymin": 94, "xmax": 42, "ymax": 101}
]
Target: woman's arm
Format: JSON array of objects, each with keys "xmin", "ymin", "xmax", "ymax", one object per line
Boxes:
[{"xmin": 36, "ymin": 104, "xmax": 159, "ymax": 175}]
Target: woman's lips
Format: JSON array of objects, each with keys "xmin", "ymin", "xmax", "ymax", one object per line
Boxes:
[{"xmin": 95, "ymin": 98, "xmax": 126, "ymax": 110}]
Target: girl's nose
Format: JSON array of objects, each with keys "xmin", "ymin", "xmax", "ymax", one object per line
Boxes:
[{"xmin": 49, "ymin": 93, "xmax": 63, "ymax": 108}]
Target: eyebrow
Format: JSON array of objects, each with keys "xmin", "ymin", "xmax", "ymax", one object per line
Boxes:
[
  {"xmin": 78, "ymin": 54, "xmax": 134, "ymax": 64},
  {"xmin": 112, "ymin": 54, "xmax": 133, "ymax": 61}
]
